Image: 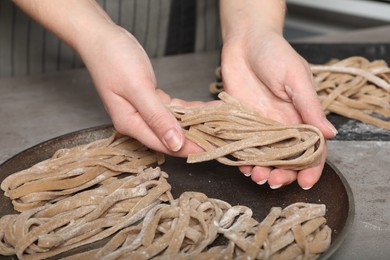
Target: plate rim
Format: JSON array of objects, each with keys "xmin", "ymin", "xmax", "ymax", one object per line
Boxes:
[{"xmin": 320, "ymin": 159, "xmax": 355, "ymax": 259}]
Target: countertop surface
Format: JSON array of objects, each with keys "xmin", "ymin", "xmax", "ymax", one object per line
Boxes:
[{"xmin": 1, "ymin": 26, "xmax": 390, "ymax": 259}]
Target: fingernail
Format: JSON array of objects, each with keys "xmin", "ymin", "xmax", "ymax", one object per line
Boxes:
[
  {"xmin": 244, "ymin": 172, "xmax": 252, "ymax": 177},
  {"xmin": 302, "ymin": 186, "xmax": 313, "ymax": 190},
  {"xmin": 256, "ymin": 179, "xmax": 267, "ymax": 185},
  {"xmin": 324, "ymin": 118, "xmax": 338, "ymax": 136},
  {"xmin": 163, "ymin": 128, "xmax": 182, "ymax": 152},
  {"xmin": 270, "ymin": 184, "xmax": 282, "ymax": 189}
]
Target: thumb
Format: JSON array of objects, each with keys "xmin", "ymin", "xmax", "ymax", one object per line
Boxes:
[
  {"xmin": 285, "ymin": 76, "xmax": 337, "ymax": 139},
  {"xmin": 130, "ymin": 89, "xmax": 184, "ymax": 152}
]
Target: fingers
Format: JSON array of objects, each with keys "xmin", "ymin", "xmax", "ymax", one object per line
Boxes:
[
  {"xmin": 171, "ymin": 99, "xmax": 221, "ymax": 108},
  {"xmin": 242, "ymin": 159, "xmax": 324, "ymax": 190},
  {"xmin": 109, "ymin": 93, "xmax": 203, "ymax": 156},
  {"xmin": 248, "ymin": 165, "xmax": 296, "ymax": 188},
  {"xmin": 126, "ymin": 85, "xmax": 184, "ymax": 152},
  {"xmin": 266, "ymin": 144, "xmax": 327, "ymax": 189},
  {"xmin": 285, "ymin": 60, "xmax": 338, "ymax": 139},
  {"xmin": 296, "ymin": 143, "xmax": 327, "ymax": 190},
  {"xmin": 267, "ymin": 169, "xmax": 297, "ymax": 189},
  {"xmin": 239, "ymin": 165, "xmax": 253, "ymax": 177},
  {"xmin": 239, "ymin": 140, "xmax": 326, "ymax": 190},
  {"xmin": 250, "ymin": 166, "xmax": 272, "ymax": 185},
  {"xmin": 104, "ymin": 92, "xmax": 169, "ymax": 152}
]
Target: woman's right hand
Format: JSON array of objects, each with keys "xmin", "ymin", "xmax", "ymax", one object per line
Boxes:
[
  {"xmin": 12, "ymin": 0, "xmax": 202, "ymax": 156},
  {"xmin": 77, "ymin": 24, "xmax": 203, "ymax": 156}
]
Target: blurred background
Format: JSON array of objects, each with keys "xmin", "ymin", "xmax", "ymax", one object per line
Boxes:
[
  {"xmin": 1, "ymin": 0, "xmax": 390, "ymax": 79},
  {"xmin": 285, "ymin": 0, "xmax": 390, "ymax": 40}
]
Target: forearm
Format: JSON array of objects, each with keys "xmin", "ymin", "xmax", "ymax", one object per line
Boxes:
[
  {"xmin": 219, "ymin": 0, "xmax": 286, "ymax": 41},
  {"xmin": 12, "ymin": 0, "xmax": 115, "ymax": 54}
]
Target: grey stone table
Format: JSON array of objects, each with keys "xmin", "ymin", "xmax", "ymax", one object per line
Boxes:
[{"xmin": 0, "ymin": 50, "xmax": 390, "ymax": 259}]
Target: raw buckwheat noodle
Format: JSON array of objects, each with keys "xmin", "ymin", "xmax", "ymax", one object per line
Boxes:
[
  {"xmin": 0, "ymin": 133, "xmax": 331, "ymax": 259},
  {"xmin": 0, "ymin": 167, "xmax": 172, "ymax": 259},
  {"xmin": 0, "ymin": 110, "xmax": 330, "ymax": 259},
  {"xmin": 210, "ymin": 56, "xmax": 390, "ymax": 130},
  {"xmin": 311, "ymin": 56, "xmax": 390, "ymax": 130},
  {"xmin": 1, "ymin": 132, "xmax": 164, "ymax": 212},
  {"xmin": 63, "ymin": 194, "xmax": 331, "ymax": 260},
  {"xmin": 170, "ymin": 92, "xmax": 325, "ymax": 170}
]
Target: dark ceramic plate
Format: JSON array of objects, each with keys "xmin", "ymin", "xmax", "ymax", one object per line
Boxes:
[{"xmin": 0, "ymin": 125, "xmax": 354, "ymax": 259}]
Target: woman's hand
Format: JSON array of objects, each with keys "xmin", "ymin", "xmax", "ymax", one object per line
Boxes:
[
  {"xmin": 79, "ymin": 25, "xmax": 209, "ymax": 157},
  {"xmin": 12, "ymin": 0, "xmax": 202, "ymax": 157},
  {"xmin": 220, "ymin": 0, "xmax": 337, "ymax": 189},
  {"xmin": 79, "ymin": 27, "xmax": 176, "ymax": 154}
]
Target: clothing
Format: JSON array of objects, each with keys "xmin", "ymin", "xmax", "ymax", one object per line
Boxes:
[{"xmin": 0, "ymin": 0, "xmax": 221, "ymax": 78}]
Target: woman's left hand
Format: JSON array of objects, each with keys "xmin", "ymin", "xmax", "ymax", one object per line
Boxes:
[{"xmin": 220, "ymin": 27, "xmax": 337, "ymax": 190}]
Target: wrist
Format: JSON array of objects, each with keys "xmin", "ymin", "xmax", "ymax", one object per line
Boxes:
[
  {"xmin": 74, "ymin": 22, "xmax": 120, "ymax": 58},
  {"xmin": 220, "ymin": 0, "xmax": 285, "ymax": 42}
]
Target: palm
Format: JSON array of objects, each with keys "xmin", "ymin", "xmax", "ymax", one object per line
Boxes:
[{"xmin": 220, "ymin": 31, "xmax": 327, "ymax": 189}]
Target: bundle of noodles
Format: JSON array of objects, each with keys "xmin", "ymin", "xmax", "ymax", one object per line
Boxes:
[
  {"xmin": 1, "ymin": 132, "xmax": 164, "ymax": 212},
  {"xmin": 311, "ymin": 56, "xmax": 390, "ymax": 130},
  {"xmin": 0, "ymin": 167, "xmax": 172, "ymax": 259},
  {"xmin": 62, "ymin": 193, "xmax": 331, "ymax": 260},
  {"xmin": 218, "ymin": 202, "xmax": 331, "ymax": 260},
  {"xmin": 170, "ymin": 92, "xmax": 325, "ymax": 170},
  {"xmin": 0, "ymin": 131, "xmax": 332, "ymax": 259},
  {"xmin": 210, "ymin": 56, "xmax": 390, "ymax": 130},
  {"xmin": 62, "ymin": 191, "xmax": 229, "ymax": 260}
]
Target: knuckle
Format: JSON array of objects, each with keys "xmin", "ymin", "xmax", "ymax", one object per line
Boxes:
[
  {"xmin": 112, "ymin": 120, "xmax": 128, "ymax": 136},
  {"xmin": 144, "ymin": 110, "xmax": 170, "ymax": 134},
  {"xmin": 111, "ymin": 112, "xmax": 140, "ymax": 137}
]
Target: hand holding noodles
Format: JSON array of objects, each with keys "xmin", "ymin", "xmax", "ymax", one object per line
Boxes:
[
  {"xmin": 210, "ymin": 56, "xmax": 390, "ymax": 130},
  {"xmin": 170, "ymin": 92, "xmax": 325, "ymax": 170}
]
